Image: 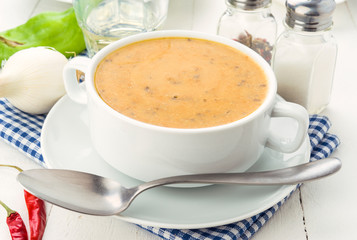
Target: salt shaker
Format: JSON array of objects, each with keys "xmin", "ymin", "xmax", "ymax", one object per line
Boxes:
[
  {"xmin": 217, "ymin": 0, "xmax": 277, "ymax": 64},
  {"xmin": 272, "ymin": 0, "xmax": 337, "ymax": 114}
]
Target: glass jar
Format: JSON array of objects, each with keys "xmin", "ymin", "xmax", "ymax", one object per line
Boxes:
[
  {"xmin": 272, "ymin": 0, "xmax": 337, "ymax": 114},
  {"xmin": 217, "ymin": 0, "xmax": 277, "ymax": 64}
]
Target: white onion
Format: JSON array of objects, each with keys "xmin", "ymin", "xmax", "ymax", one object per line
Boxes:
[{"xmin": 0, "ymin": 47, "xmax": 68, "ymax": 114}]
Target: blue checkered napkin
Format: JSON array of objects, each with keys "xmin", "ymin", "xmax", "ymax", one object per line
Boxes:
[
  {"xmin": 308, "ymin": 115, "xmax": 340, "ymax": 161},
  {"xmin": 0, "ymin": 98, "xmax": 340, "ymax": 240},
  {"xmin": 0, "ymin": 98, "xmax": 45, "ymax": 165}
]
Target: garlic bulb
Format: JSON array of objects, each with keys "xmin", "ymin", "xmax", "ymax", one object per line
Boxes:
[{"xmin": 0, "ymin": 47, "xmax": 68, "ymax": 114}]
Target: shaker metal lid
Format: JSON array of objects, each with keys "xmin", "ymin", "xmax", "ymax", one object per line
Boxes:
[
  {"xmin": 285, "ymin": 0, "xmax": 336, "ymax": 32},
  {"xmin": 227, "ymin": 0, "xmax": 272, "ymax": 10}
]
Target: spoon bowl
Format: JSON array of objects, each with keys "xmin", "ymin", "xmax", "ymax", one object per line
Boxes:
[{"xmin": 17, "ymin": 157, "xmax": 341, "ymax": 216}]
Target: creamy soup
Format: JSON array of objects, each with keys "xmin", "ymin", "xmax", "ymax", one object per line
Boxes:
[{"xmin": 95, "ymin": 37, "xmax": 268, "ymax": 129}]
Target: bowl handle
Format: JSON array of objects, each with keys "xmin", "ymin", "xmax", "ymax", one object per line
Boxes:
[
  {"xmin": 63, "ymin": 56, "xmax": 91, "ymax": 105},
  {"xmin": 266, "ymin": 101, "xmax": 309, "ymax": 153}
]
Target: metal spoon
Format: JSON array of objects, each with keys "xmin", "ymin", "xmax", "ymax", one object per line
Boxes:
[{"xmin": 17, "ymin": 157, "xmax": 341, "ymax": 216}]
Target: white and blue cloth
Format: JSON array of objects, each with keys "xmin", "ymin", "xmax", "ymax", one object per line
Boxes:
[{"xmin": 0, "ymin": 98, "xmax": 340, "ymax": 240}]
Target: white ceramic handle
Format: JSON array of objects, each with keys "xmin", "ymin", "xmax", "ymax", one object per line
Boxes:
[
  {"xmin": 63, "ymin": 56, "xmax": 92, "ymax": 105},
  {"xmin": 266, "ymin": 101, "xmax": 309, "ymax": 153}
]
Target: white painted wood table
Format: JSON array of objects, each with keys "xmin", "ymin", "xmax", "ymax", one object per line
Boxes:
[{"xmin": 0, "ymin": 0, "xmax": 356, "ymax": 239}]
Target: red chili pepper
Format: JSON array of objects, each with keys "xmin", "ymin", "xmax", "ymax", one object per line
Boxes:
[
  {"xmin": 24, "ymin": 191, "xmax": 46, "ymax": 240},
  {"xmin": 0, "ymin": 164, "xmax": 47, "ymax": 240},
  {"xmin": 0, "ymin": 200, "xmax": 29, "ymax": 240}
]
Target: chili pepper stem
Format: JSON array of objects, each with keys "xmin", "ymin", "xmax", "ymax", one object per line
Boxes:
[
  {"xmin": 0, "ymin": 164, "xmax": 23, "ymax": 172},
  {"xmin": 0, "ymin": 200, "xmax": 17, "ymax": 217}
]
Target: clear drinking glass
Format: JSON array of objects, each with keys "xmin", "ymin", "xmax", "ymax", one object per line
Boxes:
[{"xmin": 73, "ymin": 0, "xmax": 169, "ymax": 57}]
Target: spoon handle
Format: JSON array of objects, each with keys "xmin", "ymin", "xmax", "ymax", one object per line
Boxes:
[{"xmin": 137, "ymin": 157, "xmax": 341, "ymax": 190}]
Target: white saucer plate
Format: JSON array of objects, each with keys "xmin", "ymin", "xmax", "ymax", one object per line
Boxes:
[{"xmin": 41, "ymin": 95, "xmax": 310, "ymax": 229}]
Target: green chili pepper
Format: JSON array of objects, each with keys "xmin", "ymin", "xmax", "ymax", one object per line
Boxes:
[{"xmin": 0, "ymin": 7, "xmax": 86, "ymax": 62}]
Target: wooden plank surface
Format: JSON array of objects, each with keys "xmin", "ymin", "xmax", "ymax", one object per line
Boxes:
[
  {"xmin": 299, "ymin": 3, "xmax": 357, "ymax": 239},
  {"xmin": 0, "ymin": 0, "xmax": 355, "ymax": 239}
]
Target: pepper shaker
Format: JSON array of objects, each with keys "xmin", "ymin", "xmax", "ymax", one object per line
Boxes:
[
  {"xmin": 217, "ymin": 0, "xmax": 277, "ymax": 64},
  {"xmin": 272, "ymin": 0, "xmax": 337, "ymax": 114}
]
